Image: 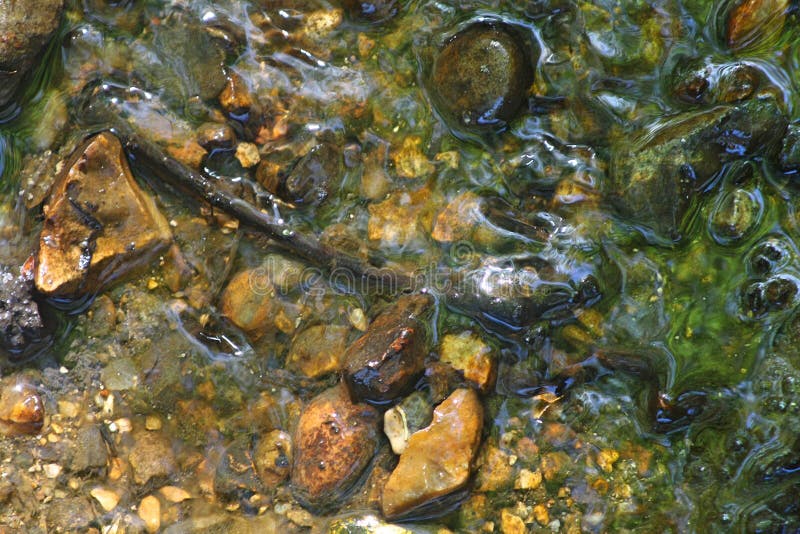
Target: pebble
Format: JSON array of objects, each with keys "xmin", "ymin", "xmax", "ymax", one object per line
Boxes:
[
  {"xmin": 90, "ymin": 487, "xmax": 120, "ymax": 512},
  {"xmin": 439, "ymin": 331, "xmax": 496, "ymax": 392},
  {"xmin": 145, "ymin": 415, "xmax": 162, "ymax": 431},
  {"xmin": 533, "ymin": 504, "xmax": 550, "ymax": 526},
  {"xmin": 219, "ymin": 268, "xmax": 276, "ymax": 339},
  {"xmin": 500, "ymin": 509, "xmax": 527, "ymax": 534},
  {"xmin": 285, "ymin": 325, "xmax": 350, "ymax": 378},
  {"xmin": 235, "ymin": 142, "xmax": 260, "ymax": 168},
  {"xmin": 138, "ymin": 495, "xmax": 161, "ymax": 533},
  {"xmin": 128, "ymin": 432, "xmax": 177, "ymax": 485},
  {"xmin": 514, "ymin": 468, "xmax": 542, "ymax": 490},
  {"xmin": 0, "ymin": 381, "xmax": 45, "ymax": 436},
  {"xmin": 159, "ymin": 485, "xmax": 192, "ymax": 503}
]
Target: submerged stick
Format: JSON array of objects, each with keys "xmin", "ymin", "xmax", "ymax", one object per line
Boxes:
[{"xmin": 115, "ymin": 123, "xmax": 415, "ymax": 296}]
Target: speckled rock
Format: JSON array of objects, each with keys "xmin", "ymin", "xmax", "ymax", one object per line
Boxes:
[
  {"xmin": 381, "ymin": 388, "xmax": 484, "ymax": 519},
  {"xmin": 34, "ymin": 132, "xmax": 172, "ymax": 298},
  {"xmin": 0, "ymin": 266, "xmax": 46, "ymax": 361},
  {"xmin": 0, "ymin": 0, "xmax": 64, "ymax": 106},
  {"xmin": 128, "ymin": 431, "xmax": 177, "ymax": 485},
  {"xmin": 431, "ymin": 22, "xmax": 533, "ymax": 131},
  {"xmin": 291, "ymin": 384, "xmax": 381, "ymax": 512}
]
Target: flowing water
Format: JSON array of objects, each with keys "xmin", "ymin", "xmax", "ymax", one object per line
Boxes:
[{"xmin": 1, "ymin": 0, "xmax": 800, "ymax": 532}]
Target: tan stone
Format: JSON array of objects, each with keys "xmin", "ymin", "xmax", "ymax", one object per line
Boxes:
[
  {"xmin": 439, "ymin": 332, "xmax": 496, "ymax": 392},
  {"xmin": 90, "ymin": 487, "xmax": 119, "ymax": 512},
  {"xmin": 159, "ymin": 485, "xmax": 192, "ymax": 503},
  {"xmin": 514, "ymin": 468, "xmax": 542, "ymax": 490},
  {"xmin": 431, "ymin": 191, "xmax": 483, "ymax": 243},
  {"xmin": 533, "ymin": 504, "xmax": 550, "ymax": 526},
  {"xmin": 285, "ymin": 325, "xmax": 349, "ymax": 378},
  {"xmin": 596, "ymin": 448, "xmax": 619, "ymax": 473},
  {"xmin": 475, "ymin": 444, "xmax": 514, "ymax": 492},
  {"xmin": 128, "ymin": 432, "xmax": 177, "ymax": 485},
  {"xmin": 367, "ymin": 187, "xmax": 437, "ymax": 247},
  {"xmin": 390, "ymin": 136, "xmax": 434, "ymax": 179},
  {"xmin": 500, "ymin": 509, "xmax": 527, "ymax": 534},
  {"xmin": 138, "ymin": 495, "xmax": 161, "ymax": 533},
  {"xmin": 381, "ymin": 388, "xmax": 483, "ymax": 519},
  {"xmin": 35, "ymin": 132, "xmax": 172, "ymax": 298}
]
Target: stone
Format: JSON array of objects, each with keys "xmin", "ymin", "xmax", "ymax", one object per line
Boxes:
[
  {"xmin": 286, "ymin": 325, "xmax": 349, "ymax": 378},
  {"xmin": 725, "ymin": 0, "xmax": 788, "ymax": 51},
  {"xmin": 500, "ymin": 509, "xmax": 527, "ymax": 534},
  {"xmin": 431, "ymin": 23, "xmax": 533, "ymax": 131},
  {"xmin": 70, "ymin": 425, "xmax": 108, "ymax": 473},
  {"xmin": 196, "ymin": 122, "xmax": 236, "ymax": 150},
  {"xmin": 514, "ymin": 468, "xmax": 542, "ymax": 490},
  {"xmin": 475, "ymin": 444, "xmax": 515, "ymax": 492},
  {"xmin": 367, "ymin": 187, "xmax": 437, "ymax": 247},
  {"xmin": 439, "ymin": 332, "xmax": 496, "ymax": 392},
  {"xmin": 0, "ymin": 266, "xmax": 46, "ymax": 361},
  {"xmin": 90, "ymin": 487, "xmax": 119, "ymax": 512},
  {"xmin": 381, "ymin": 388, "xmax": 484, "ymax": 519},
  {"xmin": 159, "ymin": 486, "xmax": 192, "ymax": 503},
  {"xmin": 281, "ymin": 143, "xmax": 343, "ymax": 206},
  {"xmin": 607, "ymin": 97, "xmax": 787, "ymax": 243},
  {"xmin": 254, "ymin": 429, "xmax": 293, "ymax": 487},
  {"xmin": 0, "ymin": 380, "xmax": 44, "ymax": 436},
  {"xmin": 219, "ymin": 268, "xmax": 276, "ymax": 339},
  {"xmin": 291, "ymin": 384, "xmax": 381, "ymax": 512},
  {"xmin": 219, "ymin": 72, "xmax": 253, "ymax": 118},
  {"xmin": 390, "ymin": 136, "xmax": 434, "ymax": 180},
  {"xmin": 708, "ymin": 187, "xmax": 762, "ymax": 245},
  {"xmin": 139, "ymin": 495, "xmax": 161, "ymax": 533},
  {"xmin": 343, "ymin": 294, "xmax": 433, "ymax": 404},
  {"xmin": 34, "ymin": 132, "xmax": 172, "ymax": 298},
  {"xmin": 45, "ymin": 497, "xmax": 95, "ymax": 532},
  {"xmin": 128, "ymin": 431, "xmax": 177, "ymax": 485},
  {"xmin": 383, "ymin": 391, "xmax": 433, "ymax": 455},
  {"xmin": 0, "ymin": 0, "xmax": 64, "ymax": 106}
]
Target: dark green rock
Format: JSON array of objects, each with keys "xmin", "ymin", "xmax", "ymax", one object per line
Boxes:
[{"xmin": 607, "ymin": 97, "xmax": 787, "ymax": 243}]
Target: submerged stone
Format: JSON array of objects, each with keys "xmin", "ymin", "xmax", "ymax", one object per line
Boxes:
[
  {"xmin": 0, "ymin": 380, "xmax": 45, "ymax": 436},
  {"xmin": 0, "ymin": 0, "xmax": 64, "ymax": 107},
  {"xmin": 343, "ymin": 294, "xmax": 433, "ymax": 405},
  {"xmin": 607, "ymin": 97, "xmax": 787, "ymax": 243},
  {"xmin": 725, "ymin": 0, "xmax": 789, "ymax": 52},
  {"xmin": 431, "ymin": 22, "xmax": 533, "ymax": 131},
  {"xmin": 291, "ymin": 384, "xmax": 381, "ymax": 512},
  {"xmin": 381, "ymin": 388, "xmax": 483, "ymax": 520},
  {"xmin": 34, "ymin": 132, "xmax": 172, "ymax": 299}
]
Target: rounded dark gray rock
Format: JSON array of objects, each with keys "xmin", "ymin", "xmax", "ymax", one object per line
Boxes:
[{"xmin": 430, "ymin": 22, "xmax": 534, "ymax": 131}]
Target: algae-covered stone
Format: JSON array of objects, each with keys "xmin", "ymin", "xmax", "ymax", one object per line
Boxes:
[
  {"xmin": 286, "ymin": 324, "xmax": 350, "ymax": 378},
  {"xmin": 607, "ymin": 97, "xmax": 787, "ymax": 243},
  {"xmin": 439, "ymin": 331, "xmax": 496, "ymax": 392},
  {"xmin": 35, "ymin": 132, "xmax": 172, "ymax": 298},
  {"xmin": 291, "ymin": 384, "xmax": 381, "ymax": 512},
  {"xmin": 219, "ymin": 269, "xmax": 276, "ymax": 339},
  {"xmin": 381, "ymin": 388, "xmax": 483, "ymax": 519},
  {"xmin": 431, "ymin": 22, "xmax": 533, "ymax": 131}
]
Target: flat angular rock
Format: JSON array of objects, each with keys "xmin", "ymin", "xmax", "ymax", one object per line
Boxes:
[
  {"xmin": 35, "ymin": 132, "xmax": 172, "ymax": 298},
  {"xmin": 291, "ymin": 384, "xmax": 381, "ymax": 512},
  {"xmin": 381, "ymin": 388, "xmax": 483, "ymax": 519}
]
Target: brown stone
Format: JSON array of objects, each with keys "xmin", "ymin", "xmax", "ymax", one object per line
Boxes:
[
  {"xmin": 381, "ymin": 388, "xmax": 484, "ymax": 519},
  {"xmin": 726, "ymin": 0, "xmax": 788, "ymax": 51},
  {"xmin": 254, "ymin": 429, "xmax": 292, "ymax": 487},
  {"xmin": 286, "ymin": 325, "xmax": 350, "ymax": 378},
  {"xmin": 291, "ymin": 384, "xmax": 381, "ymax": 512},
  {"xmin": 343, "ymin": 294, "xmax": 432, "ymax": 404},
  {"xmin": 128, "ymin": 431, "xmax": 177, "ymax": 485},
  {"xmin": 35, "ymin": 132, "xmax": 172, "ymax": 298},
  {"xmin": 0, "ymin": 380, "xmax": 44, "ymax": 436},
  {"xmin": 219, "ymin": 72, "xmax": 253, "ymax": 117},
  {"xmin": 219, "ymin": 269, "xmax": 276, "ymax": 339}
]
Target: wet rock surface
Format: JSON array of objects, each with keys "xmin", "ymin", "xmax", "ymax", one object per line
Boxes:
[
  {"xmin": 35, "ymin": 132, "xmax": 172, "ymax": 298},
  {"xmin": 291, "ymin": 384, "xmax": 381, "ymax": 512},
  {"xmin": 0, "ymin": 0, "xmax": 64, "ymax": 107},
  {"xmin": 431, "ymin": 22, "xmax": 533, "ymax": 131},
  {"xmin": 431, "ymin": 23, "xmax": 533, "ymax": 131},
  {"xmin": 381, "ymin": 388, "xmax": 484, "ymax": 519},
  {"xmin": 607, "ymin": 97, "xmax": 787, "ymax": 242},
  {"xmin": 0, "ymin": 266, "xmax": 45, "ymax": 360},
  {"xmin": 343, "ymin": 294, "xmax": 432, "ymax": 404}
]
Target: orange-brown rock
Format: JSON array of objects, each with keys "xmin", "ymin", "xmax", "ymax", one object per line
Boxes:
[
  {"xmin": 0, "ymin": 380, "xmax": 45, "ymax": 436},
  {"xmin": 291, "ymin": 384, "xmax": 381, "ymax": 512},
  {"xmin": 726, "ymin": 0, "xmax": 788, "ymax": 51},
  {"xmin": 219, "ymin": 269, "xmax": 276, "ymax": 339},
  {"xmin": 286, "ymin": 325, "xmax": 350, "ymax": 378},
  {"xmin": 35, "ymin": 132, "xmax": 172, "ymax": 298},
  {"xmin": 381, "ymin": 388, "xmax": 483, "ymax": 519}
]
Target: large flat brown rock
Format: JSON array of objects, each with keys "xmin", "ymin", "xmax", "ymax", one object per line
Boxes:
[
  {"xmin": 35, "ymin": 132, "xmax": 171, "ymax": 298},
  {"xmin": 381, "ymin": 388, "xmax": 483, "ymax": 519}
]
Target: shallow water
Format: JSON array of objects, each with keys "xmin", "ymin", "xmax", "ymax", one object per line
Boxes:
[{"xmin": 1, "ymin": 0, "xmax": 800, "ymax": 532}]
